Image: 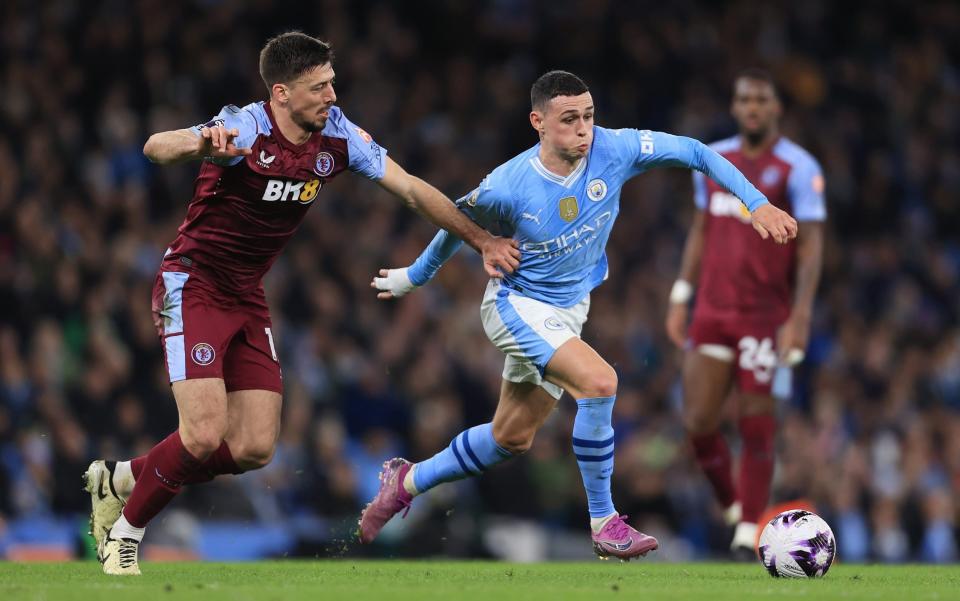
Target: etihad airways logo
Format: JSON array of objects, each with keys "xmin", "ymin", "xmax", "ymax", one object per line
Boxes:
[
  {"xmin": 522, "ymin": 211, "xmax": 613, "ymax": 259},
  {"xmin": 262, "ymin": 179, "xmax": 322, "ymax": 204}
]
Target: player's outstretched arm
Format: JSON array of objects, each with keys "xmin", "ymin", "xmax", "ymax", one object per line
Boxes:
[
  {"xmin": 143, "ymin": 126, "xmax": 252, "ymax": 164},
  {"xmin": 641, "ymin": 133, "xmax": 798, "ymax": 243},
  {"xmin": 377, "ymin": 158, "xmax": 519, "ymax": 278},
  {"xmin": 371, "ymin": 229, "xmax": 465, "ymax": 299},
  {"xmin": 682, "ymin": 137, "xmax": 798, "ymax": 244}
]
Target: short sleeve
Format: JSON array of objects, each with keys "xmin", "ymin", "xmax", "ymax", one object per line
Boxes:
[
  {"xmin": 787, "ymin": 155, "xmax": 826, "ymax": 222},
  {"xmin": 189, "ymin": 105, "xmax": 260, "ymax": 167},
  {"xmin": 322, "ymin": 108, "xmax": 388, "ymax": 180}
]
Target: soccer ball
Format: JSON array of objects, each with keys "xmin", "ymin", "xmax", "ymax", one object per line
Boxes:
[{"xmin": 758, "ymin": 509, "xmax": 836, "ymax": 578}]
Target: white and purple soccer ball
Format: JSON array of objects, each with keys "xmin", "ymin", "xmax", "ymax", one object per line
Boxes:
[{"xmin": 758, "ymin": 509, "xmax": 836, "ymax": 578}]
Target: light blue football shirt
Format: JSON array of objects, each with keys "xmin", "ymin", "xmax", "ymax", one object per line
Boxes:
[{"xmin": 408, "ymin": 127, "xmax": 769, "ymax": 308}]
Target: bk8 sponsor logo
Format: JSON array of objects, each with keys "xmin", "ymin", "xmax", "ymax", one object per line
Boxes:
[
  {"xmin": 709, "ymin": 191, "xmax": 752, "ymax": 223},
  {"xmin": 262, "ymin": 179, "xmax": 322, "ymax": 204}
]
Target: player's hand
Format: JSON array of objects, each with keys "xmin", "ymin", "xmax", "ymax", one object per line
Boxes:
[
  {"xmin": 371, "ymin": 267, "xmax": 418, "ymax": 299},
  {"xmin": 665, "ymin": 302, "xmax": 689, "ymax": 348},
  {"xmin": 481, "ymin": 236, "xmax": 521, "ymax": 279},
  {"xmin": 198, "ymin": 126, "xmax": 252, "ymax": 159},
  {"xmin": 776, "ymin": 310, "xmax": 811, "ymax": 366},
  {"xmin": 750, "ymin": 204, "xmax": 798, "ymax": 244}
]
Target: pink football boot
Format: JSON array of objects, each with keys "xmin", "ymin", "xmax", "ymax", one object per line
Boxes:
[
  {"xmin": 357, "ymin": 458, "xmax": 414, "ymax": 544},
  {"xmin": 592, "ymin": 514, "xmax": 659, "ymax": 561}
]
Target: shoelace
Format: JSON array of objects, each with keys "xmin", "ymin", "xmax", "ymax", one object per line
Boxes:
[
  {"xmin": 118, "ymin": 539, "xmax": 138, "ymax": 568},
  {"xmin": 602, "ymin": 514, "xmax": 632, "ymax": 541},
  {"xmin": 397, "ymin": 495, "xmax": 412, "ymax": 519}
]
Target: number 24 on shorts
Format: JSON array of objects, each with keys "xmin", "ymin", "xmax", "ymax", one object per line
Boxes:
[{"xmin": 738, "ymin": 336, "xmax": 776, "ymax": 384}]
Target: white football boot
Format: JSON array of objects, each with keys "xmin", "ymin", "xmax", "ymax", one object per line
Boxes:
[
  {"xmin": 731, "ymin": 521, "xmax": 759, "ymax": 561},
  {"xmin": 99, "ymin": 534, "xmax": 141, "ymax": 576},
  {"xmin": 83, "ymin": 460, "xmax": 127, "ymax": 549}
]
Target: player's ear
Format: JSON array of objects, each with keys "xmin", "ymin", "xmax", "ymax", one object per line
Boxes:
[
  {"xmin": 272, "ymin": 83, "xmax": 289, "ymax": 104},
  {"xmin": 530, "ymin": 111, "xmax": 544, "ymax": 135}
]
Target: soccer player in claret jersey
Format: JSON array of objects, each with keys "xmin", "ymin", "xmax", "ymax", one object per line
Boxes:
[
  {"xmin": 360, "ymin": 70, "xmax": 797, "ymax": 560},
  {"xmin": 82, "ymin": 32, "xmax": 519, "ymax": 576},
  {"xmin": 664, "ymin": 69, "xmax": 825, "ymax": 558}
]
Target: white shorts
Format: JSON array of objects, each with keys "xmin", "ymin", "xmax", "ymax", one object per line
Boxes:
[{"xmin": 480, "ymin": 279, "xmax": 590, "ymax": 400}]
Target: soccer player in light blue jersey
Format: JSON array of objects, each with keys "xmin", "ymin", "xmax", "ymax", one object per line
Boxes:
[{"xmin": 358, "ymin": 71, "xmax": 797, "ymax": 560}]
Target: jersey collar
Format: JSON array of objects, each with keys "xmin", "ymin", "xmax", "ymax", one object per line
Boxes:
[
  {"xmin": 529, "ymin": 154, "xmax": 587, "ymax": 188},
  {"xmin": 264, "ymin": 101, "xmax": 313, "ymax": 152}
]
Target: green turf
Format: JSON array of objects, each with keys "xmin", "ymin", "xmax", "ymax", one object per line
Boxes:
[{"xmin": 1, "ymin": 561, "xmax": 958, "ymax": 601}]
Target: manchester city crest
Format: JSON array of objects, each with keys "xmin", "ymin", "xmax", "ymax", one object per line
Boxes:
[
  {"xmin": 587, "ymin": 178, "xmax": 607, "ymax": 202},
  {"xmin": 314, "ymin": 152, "xmax": 335, "ymax": 177},
  {"xmin": 559, "ymin": 196, "xmax": 579, "ymax": 222},
  {"xmin": 544, "ymin": 317, "xmax": 566, "ymax": 331}
]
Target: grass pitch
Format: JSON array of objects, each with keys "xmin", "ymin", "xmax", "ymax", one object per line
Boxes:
[{"xmin": 2, "ymin": 561, "xmax": 957, "ymax": 601}]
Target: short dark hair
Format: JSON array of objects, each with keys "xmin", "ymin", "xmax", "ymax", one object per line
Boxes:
[
  {"xmin": 734, "ymin": 68, "xmax": 778, "ymax": 95},
  {"xmin": 530, "ymin": 70, "xmax": 589, "ymax": 111},
  {"xmin": 259, "ymin": 32, "xmax": 333, "ymax": 92}
]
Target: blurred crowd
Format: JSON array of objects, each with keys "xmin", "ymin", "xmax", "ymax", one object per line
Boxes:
[{"xmin": 1, "ymin": 0, "xmax": 958, "ymax": 562}]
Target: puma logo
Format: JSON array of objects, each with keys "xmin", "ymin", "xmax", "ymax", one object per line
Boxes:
[{"xmin": 521, "ymin": 209, "xmax": 543, "ymax": 225}]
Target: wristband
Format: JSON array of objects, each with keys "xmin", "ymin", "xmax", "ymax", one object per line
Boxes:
[
  {"xmin": 783, "ymin": 349, "xmax": 805, "ymax": 366},
  {"xmin": 669, "ymin": 280, "xmax": 694, "ymax": 304}
]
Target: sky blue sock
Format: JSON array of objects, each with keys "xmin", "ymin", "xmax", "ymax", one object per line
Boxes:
[
  {"xmin": 573, "ymin": 396, "xmax": 616, "ymax": 518},
  {"xmin": 413, "ymin": 423, "xmax": 513, "ymax": 493}
]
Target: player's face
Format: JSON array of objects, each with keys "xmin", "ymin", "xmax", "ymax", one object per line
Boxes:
[
  {"xmin": 533, "ymin": 93, "xmax": 595, "ymax": 161},
  {"xmin": 285, "ymin": 63, "xmax": 337, "ymax": 133},
  {"xmin": 731, "ymin": 78, "xmax": 781, "ymax": 139}
]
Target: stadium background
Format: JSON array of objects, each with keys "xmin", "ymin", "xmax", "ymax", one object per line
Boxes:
[{"xmin": 0, "ymin": 0, "xmax": 957, "ymax": 563}]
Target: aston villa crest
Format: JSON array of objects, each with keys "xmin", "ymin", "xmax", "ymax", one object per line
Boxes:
[{"xmin": 314, "ymin": 152, "xmax": 335, "ymax": 176}]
